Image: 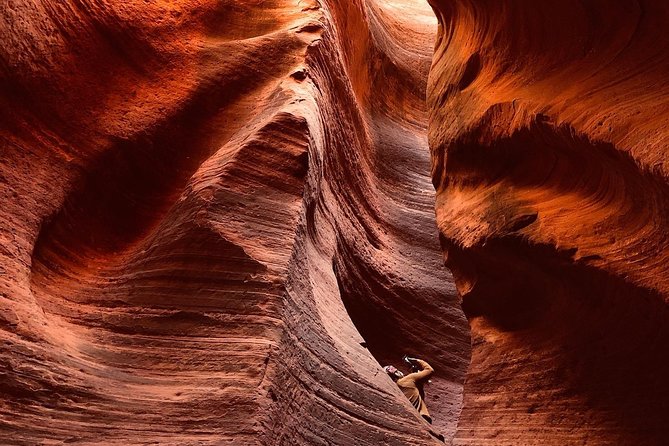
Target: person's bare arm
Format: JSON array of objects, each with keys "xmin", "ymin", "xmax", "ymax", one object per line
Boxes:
[{"xmin": 405, "ymin": 358, "xmax": 433, "ymax": 382}]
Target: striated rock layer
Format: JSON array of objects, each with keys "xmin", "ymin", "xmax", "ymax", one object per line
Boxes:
[
  {"xmin": 428, "ymin": 0, "xmax": 669, "ymax": 445},
  {"xmin": 1, "ymin": 1, "xmax": 469, "ymax": 445}
]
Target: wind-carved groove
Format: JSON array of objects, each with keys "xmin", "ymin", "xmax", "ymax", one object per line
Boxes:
[
  {"xmin": 30, "ymin": 109, "xmax": 311, "ymax": 312},
  {"xmin": 29, "ymin": 34, "xmax": 309, "ymax": 308},
  {"xmin": 435, "ymin": 111, "xmax": 669, "ymax": 445},
  {"xmin": 457, "ymin": 52, "xmax": 481, "ymax": 91},
  {"xmin": 32, "ymin": 35, "xmax": 303, "ymax": 259}
]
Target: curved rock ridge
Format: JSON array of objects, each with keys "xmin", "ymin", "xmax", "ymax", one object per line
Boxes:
[
  {"xmin": 1, "ymin": 1, "xmax": 469, "ymax": 445},
  {"xmin": 427, "ymin": 1, "xmax": 669, "ymax": 445}
]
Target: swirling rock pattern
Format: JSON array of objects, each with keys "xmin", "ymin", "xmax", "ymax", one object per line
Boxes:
[
  {"xmin": 428, "ymin": 0, "xmax": 669, "ymax": 445},
  {"xmin": 1, "ymin": 0, "xmax": 469, "ymax": 445}
]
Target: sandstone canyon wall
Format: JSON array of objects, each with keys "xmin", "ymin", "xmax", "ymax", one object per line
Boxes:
[
  {"xmin": 3, "ymin": 0, "xmax": 669, "ymax": 445},
  {"xmin": 428, "ymin": 0, "xmax": 669, "ymax": 445},
  {"xmin": 1, "ymin": 1, "xmax": 469, "ymax": 445}
]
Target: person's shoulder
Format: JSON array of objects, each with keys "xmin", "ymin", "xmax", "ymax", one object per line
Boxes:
[{"xmin": 396, "ymin": 376, "xmax": 415, "ymax": 386}]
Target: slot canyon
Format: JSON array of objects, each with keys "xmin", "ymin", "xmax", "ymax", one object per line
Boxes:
[{"xmin": 1, "ymin": 0, "xmax": 668, "ymax": 445}]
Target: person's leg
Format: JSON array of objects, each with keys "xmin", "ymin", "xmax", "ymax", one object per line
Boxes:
[
  {"xmin": 427, "ymin": 429, "xmax": 445, "ymax": 443},
  {"xmin": 421, "ymin": 415, "xmax": 445, "ymax": 442}
]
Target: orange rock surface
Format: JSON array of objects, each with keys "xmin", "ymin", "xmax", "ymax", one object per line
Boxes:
[
  {"xmin": 1, "ymin": 1, "xmax": 468, "ymax": 444},
  {"xmin": 4, "ymin": 0, "xmax": 669, "ymax": 444},
  {"xmin": 428, "ymin": 0, "xmax": 669, "ymax": 444}
]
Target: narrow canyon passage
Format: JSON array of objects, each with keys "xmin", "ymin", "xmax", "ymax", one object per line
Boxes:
[
  {"xmin": 2, "ymin": 1, "xmax": 468, "ymax": 445},
  {"xmin": 2, "ymin": 0, "xmax": 669, "ymax": 445}
]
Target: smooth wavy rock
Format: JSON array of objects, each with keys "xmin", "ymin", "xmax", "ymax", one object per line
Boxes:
[
  {"xmin": 427, "ymin": 1, "xmax": 669, "ymax": 445},
  {"xmin": 0, "ymin": 1, "xmax": 469, "ymax": 445}
]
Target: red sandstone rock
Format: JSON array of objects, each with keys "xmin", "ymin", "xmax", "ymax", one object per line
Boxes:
[
  {"xmin": 428, "ymin": 0, "xmax": 669, "ymax": 444},
  {"xmin": 1, "ymin": 1, "xmax": 468, "ymax": 445},
  {"xmin": 8, "ymin": 0, "xmax": 665, "ymax": 444}
]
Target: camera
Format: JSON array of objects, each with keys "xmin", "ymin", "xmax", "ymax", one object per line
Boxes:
[{"xmin": 403, "ymin": 355, "xmax": 419, "ymax": 371}]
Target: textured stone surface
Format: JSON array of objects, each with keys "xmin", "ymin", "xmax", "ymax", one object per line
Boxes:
[
  {"xmin": 6, "ymin": 0, "xmax": 666, "ymax": 444},
  {"xmin": 428, "ymin": 1, "xmax": 669, "ymax": 445},
  {"xmin": 1, "ymin": 1, "xmax": 469, "ymax": 445}
]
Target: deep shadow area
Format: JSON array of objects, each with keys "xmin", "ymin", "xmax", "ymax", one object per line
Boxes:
[
  {"xmin": 448, "ymin": 234, "xmax": 669, "ymax": 445},
  {"xmin": 446, "ymin": 112, "xmax": 669, "ymax": 207}
]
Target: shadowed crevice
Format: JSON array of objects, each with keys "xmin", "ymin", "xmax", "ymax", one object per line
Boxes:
[
  {"xmin": 332, "ymin": 236, "xmax": 470, "ymax": 440},
  {"xmin": 448, "ymin": 236, "xmax": 669, "ymax": 444}
]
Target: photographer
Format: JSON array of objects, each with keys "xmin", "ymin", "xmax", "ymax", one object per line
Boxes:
[{"xmin": 383, "ymin": 356, "xmax": 434, "ymax": 424}]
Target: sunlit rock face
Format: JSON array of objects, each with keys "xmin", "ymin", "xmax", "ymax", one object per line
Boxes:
[
  {"xmin": 427, "ymin": 0, "xmax": 669, "ymax": 445},
  {"xmin": 0, "ymin": 1, "xmax": 469, "ymax": 445}
]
